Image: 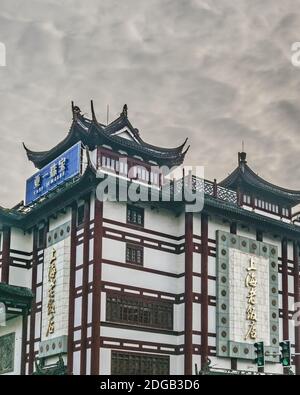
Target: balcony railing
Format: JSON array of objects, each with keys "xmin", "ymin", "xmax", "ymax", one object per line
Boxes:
[{"xmin": 174, "ymin": 176, "xmax": 237, "ymax": 206}]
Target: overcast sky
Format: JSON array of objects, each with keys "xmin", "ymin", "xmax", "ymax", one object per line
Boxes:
[{"xmin": 1, "ymin": 0, "xmax": 300, "ymax": 206}]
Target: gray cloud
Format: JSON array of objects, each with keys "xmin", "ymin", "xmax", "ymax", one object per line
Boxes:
[{"xmin": 1, "ymin": 0, "xmax": 300, "ymax": 206}]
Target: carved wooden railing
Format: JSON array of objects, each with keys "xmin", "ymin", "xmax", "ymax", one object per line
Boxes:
[{"xmin": 173, "ymin": 176, "xmax": 238, "ymax": 205}]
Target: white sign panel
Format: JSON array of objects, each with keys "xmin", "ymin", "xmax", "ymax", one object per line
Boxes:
[{"xmin": 229, "ymin": 249, "xmax": 270, "ymax": 345}]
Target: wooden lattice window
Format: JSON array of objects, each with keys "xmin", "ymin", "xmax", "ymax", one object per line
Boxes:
[
  {"xmin": 111, "ymin": 351, "xmax": 170, "ymax": 375},
  {"xmin": 106, "ymin": 294, "xmax": 173, "ymax": 330},
  {"xmin": 126, "ymin": 244, "xmax": 143, "ymax": 265},
  {"xmin": 127, "ymin": 205, "xmax": 144, "ymax": 226}
]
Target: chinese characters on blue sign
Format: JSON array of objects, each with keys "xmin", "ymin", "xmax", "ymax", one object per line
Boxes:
[{"xmin": 25, "ymin": 142, "xmax": 82, "ymax": 206}]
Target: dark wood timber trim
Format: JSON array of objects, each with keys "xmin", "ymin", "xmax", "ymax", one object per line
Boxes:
[
  {"xmin": 91, "ymin": 197, "xmax": 103, "ymax": 375},
  {"xmin": 21, "ymin": 309, "xmax": 29, "ymax": 375},
  {"xmin": 67, "ymin": 202, "xmax": 78, "ymax": 375},
  {"xmin": 293, "ymin": 241, "xmax": 300, "ymax": 375},
  {"xmin": 101, "ymin": 281, "xmax": 180, "ymax": 303},
  {"xmin": 80, "ymin": 195, "xmax": 91, "ymax": 375},
  {"xmin": 102, "ymin": 258, "xmax": 181, "ymax": 278},
  {"xmin": 103, "ymin": 217, "xmax": 183, "ymax": 241},
  {"xmin": 28, "ymin": 227, "xmax": 38, "ymax": 374},
  {"xmin": 1, "ymin": 226, "xmax": 11, "ymax": 283},
  {"xmin": 100, "ymin": 337, "xmax": 179, "ymax": 355},
  {"xmin": 184, "ymin": 212, "xmax": 193, "ymax": 375},
  {"xmin": 281, "ymin": 238, "xmax": 289, "ymax": 375},
  {"xmin": 201, "ymin": 213, "xmax": 209, "ymax": 369}
]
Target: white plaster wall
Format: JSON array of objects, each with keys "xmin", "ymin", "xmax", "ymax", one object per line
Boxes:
[
  {"xmin": 193, "ymin": 303, "xmax": 200, "ymax": 331},
  {"xmin": 102, "ymin": 238, "xmax": 125, "ymax": 263},
  {"xmin": 49, "ymin": 209, "xmax": 71, "ymax": 231},
  {"xmin": 100, "ymin": 326, "xmax": 182, "ymax": 346},
  {"xmin": 145, "ymin": 207, "xmax": 182, "ymax": 237},
  {"xmin": 174, "ymin": 303, "xmax": 184, "ymax": 332},
  {"xmin": 102, "ymin": 264, "xmax": 183, "ymax": 294},
  {"xmin": 208, "ymin": 255, "xmax": 215, "ymax": 277},
  {"xmin": 171, "ymin": 354, "xmax": 184, "ymax": 375},
  {"xmin": 10, "ymin": 228, "xmax": 32, "ymax": 252},
  {"xmin": 103, "ymin": 200, "xmax": 126, "ymax": 223},
  {"xmin": 193, "ymin": 252, "xmax": 201, "ymax": 274},
  {"xmin": 9, "ymin": 266, "xmax": 31, "ymax": 289},
  {"xmin": 193, "ymin": 214, "xmax": 201, "ymax": 237},
  {"xmin": 208, "ymin": 217, "xmax": 229, "ymax": 239},
  {"xmin": 145, "ymin": 248, "xmax": 182, "ymax": 275},
  {"xmin": 99, "ymin": 348, "xmax": 111, "ymax": 375},
  {"xmin": 73, "ymin": 350, "xmax": 81, "ymax": 375}
]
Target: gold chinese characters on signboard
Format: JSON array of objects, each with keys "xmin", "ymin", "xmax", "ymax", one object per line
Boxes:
[
  {"xmin": 244, "ymin": 257, "xmax": 257, "ymax": 341},
  {"xmin": 46, "ymin": 248, "xmax": 57, "ymax": 336}
]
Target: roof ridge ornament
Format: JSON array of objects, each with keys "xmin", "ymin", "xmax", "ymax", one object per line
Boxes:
[
  {"xmin": 90, "ymin": 100, "xmax": 97, "ymax": 122},
  {"xmin": 238, "ymin": 151, "xmax": 247, "ymax": 164},
  {"xmin": 71, "ymin": 101, "xmax": 81, "ymax": 120},
  {"xmin": 121, "ymin": 104, "xmax": 128, "ymax": 118}
]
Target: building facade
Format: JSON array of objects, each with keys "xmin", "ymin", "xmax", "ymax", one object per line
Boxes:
[{"xmin": 0, "ymin": 102, "xmax": 299, "ymax": 375}]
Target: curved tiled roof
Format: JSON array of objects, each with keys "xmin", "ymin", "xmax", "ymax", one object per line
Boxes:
[
  {"xmin": 23, "ymin": 102, "xmax": 189, "ymax": 169},
  {"xmin": 220, "ymin": 153, "xmax": 300, "ymax": 204}
]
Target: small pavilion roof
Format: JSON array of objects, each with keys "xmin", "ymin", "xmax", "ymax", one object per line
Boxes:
[{"xmin": 220, "ymin": 152, "xmax": 300, "ymax": 205}]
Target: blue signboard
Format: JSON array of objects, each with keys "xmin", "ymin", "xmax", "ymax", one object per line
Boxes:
[{"xmin": 25, "ymin": 142, "xmax": 82, "ymax": 206}]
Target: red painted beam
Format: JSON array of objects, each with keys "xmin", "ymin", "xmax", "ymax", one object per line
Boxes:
[
  {"xmin": 201, "ymin": 213, "xmax": 209, "ymax": 369},
  {"xmin": 184, "ymin": 212, "xmax": 193, "ymax": 375},
  {"xmin": 67, "ymin": 203, "xmax": 78, "ymax": 375},
  {"xmin": 91, "ymin": 197, "xmax": 103, "ymax": 375},
  {"xmin": 293, "ymin": 241, "xmax": 300, "ymax": 375}
]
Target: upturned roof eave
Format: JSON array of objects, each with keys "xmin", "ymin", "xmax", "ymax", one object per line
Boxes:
[
  {"xmin": 220, "ymin": 164, "xmax": 300, "ymax": 204},
  {"xmin": 23, "ymin": 104, "xmax": 188, "ymax": 169}
]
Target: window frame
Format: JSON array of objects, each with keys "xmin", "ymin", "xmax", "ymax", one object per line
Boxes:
[
  {"xmin": 127, "ymin": 205, "xmax": 144, "ymax": 227},
  {"xmin": 106, "ymin": 293, "xmax": 174, "ymax": 330},
  {"xmin": 126, "ymin": 243, "xmax": 144, "ymax": 266},
  {"xmin": 111, "ymin": 351, "xmax": 170, "ymax": 375}
]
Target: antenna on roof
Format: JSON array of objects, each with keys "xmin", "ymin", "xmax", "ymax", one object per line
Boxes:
[{"xmin": 107, "ymin": 105, "xmax": 109, "ymax": 125}]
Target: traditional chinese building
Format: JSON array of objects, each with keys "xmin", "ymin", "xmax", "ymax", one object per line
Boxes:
[{"xmin": 0, "ymin": 102, "xmax": 299, "ymax": 375}]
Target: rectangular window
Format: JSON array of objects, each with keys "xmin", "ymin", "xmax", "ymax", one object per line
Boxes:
[
  {"xmin": 77, "ymin": 204, "xmax": 85, "ymax": 227},
  {"xmin": 127, "ymin": 205, "xmax": 144, "ymax": 226},
  {"xmin": 126, "ymin": 244, "xmax": 143, "ymax": 265},
  {"xmin": 106, "ymin": 294, "xmax": 173, "ymax": 330},
  {"xmin": 282, "ymin": 207, "xmax": 290, "ymax": 218},
  {"xmin": 111, "ymin": 351, "xmax": 170, "ymax": 375}
]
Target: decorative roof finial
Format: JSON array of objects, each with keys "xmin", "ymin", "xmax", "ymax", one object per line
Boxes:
[
  {"xmin": 238, "ymin": 140, "xmax": 247, "ymax": 166},
  {"xmin": 90, "ymin": 100, "xmax": 97, "ymax": 122},
  {"xmin": 238, "ymin": 151, "xmax": 247, "ymax": 166},
  {"xmin": 121, "ymin": 104, "xmax": 128, "ymax": 118},
  {"xmin": 71, "ymin": 101, "xmax": 81, "ymax": 120}
]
